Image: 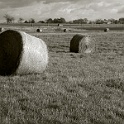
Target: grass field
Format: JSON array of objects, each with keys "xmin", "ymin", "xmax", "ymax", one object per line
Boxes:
[
  {"xmin": 1, "ymin": 27, "xmax": 124, "ymax": 123},
  {"xmin": 1, "ymin": 23, "xmax": 124, "ymax": 33}
]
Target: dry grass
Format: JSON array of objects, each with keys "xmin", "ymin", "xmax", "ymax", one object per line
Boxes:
[{"xmin": 0, "ymin": 31, "xmax": 124, "ymax": 124}]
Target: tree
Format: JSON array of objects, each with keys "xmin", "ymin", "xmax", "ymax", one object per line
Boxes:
[
  {"xmin": 95, "ymin": 19, "xmax": 104, "ymax": 24},
  {"xmin": 114, "ymin": 20, "xmax": 119, "ymax": 24},
  {"xmin": 107, "ymin": 18, "xmax": 115, "ymax": 24},
  {"xmin": 29, "ymin": 18, "xmax": 35, "ymax": 23},
  {"xmin": 38, "ymin": 20, "xmax": 45, "ymax": 23},
  {"xmin": 46, "ymin": 18, "xmax": 53, "ymax": 23},
  {"xmin": 73, "ymin": 18, "xmax": 88, "ymax": 24},
  {"xmin": 119, "ymin": 18, "xmax": 124, "ymax": 24},
  {"xmin": 83, "ymin": 18, "xmax": 88, "ymax": 24},
  {"xmin": 53, "ymin": 17, "xmax": 66, "ymax": 23},
  {"xmin": 18, "ymin": 18, "xmax": 24, "ymax": 23},
  {"xmin": 24, "ymin": 20, "xmax": 29, "ymax": 23},
  {"xmin": 53, "ymin": 18, "xmax": 58, "ymax": 23},
  {"xmin": 4, "ymin": 14, "xmax": 15, "ymax": 24},
  {"xmin": 11, "ymin": 17, "xmax": 15, "ymax": 23},
  {"xmin": 60, "ymin": 18, "xmax": 66, "ymax": 23}
]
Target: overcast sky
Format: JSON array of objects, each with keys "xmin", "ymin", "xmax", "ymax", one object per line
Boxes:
[{"xmin": 0, "ymin": 0, "xmax": 124, "ymax": 22}]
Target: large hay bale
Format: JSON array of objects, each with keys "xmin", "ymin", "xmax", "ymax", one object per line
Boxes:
[
  {"xmin": 70, "ymin": 34, "xmax": 94, "ymax": 53},
  {"xmin": 0, "ymin": 30, "xmax": 48, "ymax": 76},
  {"xmin": 104, "ymin": 28, "xmax": 109, "ymax": 32}
]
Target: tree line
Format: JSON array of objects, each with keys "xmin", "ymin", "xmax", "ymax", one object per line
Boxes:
[{"xmin": 3, "ymin": 14, "xmax": 124, "ymax": 24}]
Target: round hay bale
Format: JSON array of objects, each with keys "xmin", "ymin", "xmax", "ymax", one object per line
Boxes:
[
  {"xmin": 104, "ymin": 28, "xmax": 109, "ymax": 32},
  {"xmin": 0, "ymin": 27, "xmax": 4, "ymax": 32},
  {"xmin": 36, "ymin": 28, "xmax": 42, "ymax": 32},
  {"xmin": 0, "ymin": 30, "xmax": 48, "ymax": 76},
  {"xmin": 70, "ymin": 34, "xmax": 94, "ymax": 53},
  {"xmin": 58, "ymin": 24, "xmax": 63, "ymax": 27},
  {"xmin": 63, "ymin": 28, "xmax": 68, "ymax": 32}
]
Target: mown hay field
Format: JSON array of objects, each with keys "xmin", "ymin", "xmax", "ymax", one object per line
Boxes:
[
  {"xmin": 1, "ymin": 23, "xmax": 124, "ymax": 33},
  {"xmin": 1, "ymin": 29, "xmax": 124, "ymax": 124}
]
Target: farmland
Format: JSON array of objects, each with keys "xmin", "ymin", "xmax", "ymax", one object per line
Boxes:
[
  {"xmin": 0, "ymin": 24, "xmax": 124, "ymax": 124},
  {"xmin": 1, "ymin": 23, "xmax": 124, "ymax": 32}
]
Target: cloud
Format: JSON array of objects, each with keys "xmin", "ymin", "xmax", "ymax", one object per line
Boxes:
[
  {"xmin": 42, "ymin": 0, "xmax": 82, "ymax": 4},
  {"xmin": 0, "ymin": 0, "xmax": 77, "ymax": 9},
  {"xmin": 0, "ymin": 0, "xmax": 96, "ymax": 8},
  {"xmin": 0, "ymin": 0, "xmax": 124, "ymax": 22},
  {"xmin": 118, "ymin": 7, "xmax": 124, "ymax": 13},
  {"xmin": 0, "ymin": 0, "xmax": 42, "ymax": 8}
]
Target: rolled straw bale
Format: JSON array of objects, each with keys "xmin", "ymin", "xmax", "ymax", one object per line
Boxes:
[
  {"xmin": 104, "ymin": 28, "xmax": 109, "ymax": 32},
  {"xmin": 58, "ymin": 24, "xmax": 63, "ymax": 27},
  {"xmin": 0, "ymin": 30, "xmax": 48, "ymax": 76},
  {"xmin": 36, "ymin": 28, "xmax": 42, "ymax": 32},
  {"xmin": 63, "ymin": 28, "xmax": 68, "ymax": 32},
  {"xmin": 70, "ymin": 34, "xmax": 94, "ymax": 53}
]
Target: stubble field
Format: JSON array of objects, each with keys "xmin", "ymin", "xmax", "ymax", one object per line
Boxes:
[{"xmin": 1, "ymin": 26, "xmax": 124, "ymax": 124}]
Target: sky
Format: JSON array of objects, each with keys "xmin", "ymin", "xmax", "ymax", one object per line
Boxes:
[{"xmin": 0, "ymin": 0, "xmax": 124, "ymax": 22}]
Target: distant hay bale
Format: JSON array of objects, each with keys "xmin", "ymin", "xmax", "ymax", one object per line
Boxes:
[
  {"xmin": 70, "ymin": 34, "xmax": 94, "ymax": 53},
  {"xmin": 0, "ymin": 30, "xmax": 48, "ymax": 76},
  {"xmin": 58, "ymin": 24, "xmax": 63, "ymax": 27},
  {"xmin": 36, "ymin": 28, "xmax": 42, "ymax": 32},
  {"xmin": 104, "ymin": 28, "xmax": 109, "ymax": 32},
  {"xmin": 0, "ymin": 27, "xmax": 4, "ymax": 32},
  {"xmin": 63, "ymin": 28, "xmax": 68, "ymax": 32}
]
